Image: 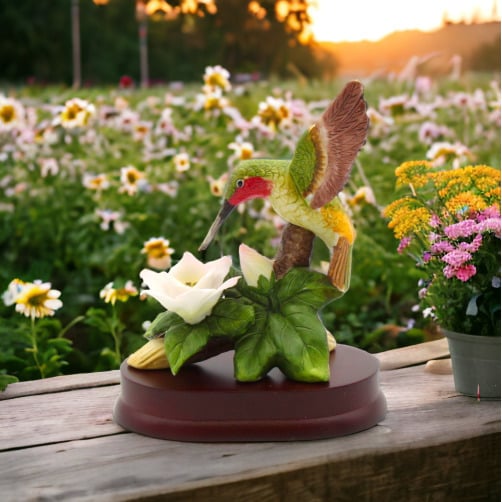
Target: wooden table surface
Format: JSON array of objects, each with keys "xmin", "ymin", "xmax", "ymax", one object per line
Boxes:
[{"xmin": 1, "ymin": 339, "xmax": 500, "ymax": 501}]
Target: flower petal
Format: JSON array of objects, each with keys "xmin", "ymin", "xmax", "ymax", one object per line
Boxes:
[
  {"xmin": 162, "ymin": 288, "xmax": 223, "ymax": 324},
  {"xmin": 239, "ymin": 244, "xmax": 274, "ymax": 287},
  {"xmin": 169, "ymin": 252, "xmax": 206, "ymax": 284},
  {"xmin": 197, "ymin": 255, "xmax": 233, "ymax": 288}
]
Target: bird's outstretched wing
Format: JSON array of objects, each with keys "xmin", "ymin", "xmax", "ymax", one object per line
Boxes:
[{"xmin": 289, "ymin": 81, "xmax": 368, "ymax": 209}]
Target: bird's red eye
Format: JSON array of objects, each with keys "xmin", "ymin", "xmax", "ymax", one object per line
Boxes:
[{"xmin": 236, "ymin": 179, "xmax": 244, "ymax": 188}]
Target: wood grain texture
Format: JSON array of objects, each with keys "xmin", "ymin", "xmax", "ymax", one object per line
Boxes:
[
  {"xmin": 0, "ymin": 369, "xmax": 120, "ymax": 400},
  {"xmin": 376, "ymin": 338, "xmax": 449, "ymax": 370},
  {"xmin": 0, "ymin": 385, "xmax": 124, "ymax": 450},
  {"xmin": 0, "ymin": 344, "xmax": 499, "ymax": 502}
]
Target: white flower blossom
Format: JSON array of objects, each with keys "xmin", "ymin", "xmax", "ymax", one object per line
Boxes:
[{"xmin": 140, "ymin": 252, "xmax": 240, "ymax": 324}]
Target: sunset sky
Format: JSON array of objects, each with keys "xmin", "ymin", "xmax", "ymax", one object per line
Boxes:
[{"xmin": 310, "ymin": 0, "xmax": 500, "ymax": 42}]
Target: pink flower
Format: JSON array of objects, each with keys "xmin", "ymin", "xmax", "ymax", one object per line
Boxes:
[
  {"xmin": 442, "ymin": 250, "xmax": 472, "ymax": 267},
  {"xmin": 429, "ymin": 214, "xmax": 441, "ymax": 228},
  {"xmin": 443, "ymin": 264, "xmax": 477, "ymax": 281},
  {"xmin": 444, "ymin": 220, "xmax": 478, "ymax": 239},
  {"xmin": 477, "ymin": 206, "xmax": 500, "ymax": 221},
  {"xmin": 458, "ymin": 234, "xmax": 483, "ymax": 253},
  {"xmin": 397, "ymin": 236, "xmax": 412, "ymax": 254},
  {"xmin": 430, "ymin": 240, "xmax": 455, "ymax": 254},
  {"xmin": 477, "ymin": 218, "xmax": 501, "ymax": 238},
  {"xmin": 455, "ymin": 264, "xmax": 477, "ymax": 282}
]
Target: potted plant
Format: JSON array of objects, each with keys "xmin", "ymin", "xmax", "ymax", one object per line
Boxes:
[{"xmin": 385, "ymin": 161, "xmax": 501, "ymax": 398}]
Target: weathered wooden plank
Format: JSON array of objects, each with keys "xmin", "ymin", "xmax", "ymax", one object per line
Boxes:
[
  {"xmin": 0, "ymin": 385, "xmax": 124, "ymax": 451},
  {"xmin": 1, "ymin": 364, "xmax": 499, "ymax": 454},
  {"xmin": 0, "ymin": 358, "xmax": 499, "ymax": 501},
  {"xmin": 0, "ymin": 365, "xmax": 437, "ymax": 451},
  {"xmin": 376, "ymin": 338, "xmax": 449, "ymax": 370},
  {"xmin": 0, "ymin": 407, "xmax": 498, "ymax": 501},
  {"xmin": 0, "ymin": 369, "xmax": 121, "ymax": 401}
]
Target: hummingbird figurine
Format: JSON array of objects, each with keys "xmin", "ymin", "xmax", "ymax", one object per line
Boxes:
[{"xmin": 199, "ymin": 81, "xmax": 369, "ymax": 292}]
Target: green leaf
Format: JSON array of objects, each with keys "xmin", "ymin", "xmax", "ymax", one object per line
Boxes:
[
  {"xmin": 235, "ymin": 280, "xmax": 270, "ymax": 307},
  {"xmin": 164, "ymin": 317, "xmax": 211, "ymax": 375},
  {"xmin": 275, "ymin": 268, "xmax": 340, "ymax": 310},
  {"xmin": 47, "ymin": 338, "xmax": 73, "ymax": 352},
  {"xmin": 234, "ymin": 303, "xmax": 330, "ymax": 383},
  {"xmin": 144, "ymin": 310, "xmax": 181, "ymax": 339},
  {"xmin": 234, "ymin": 307, "xmax": 277, "ymax": 381},
  {"xmin": 207, "ymin": 299, "xmax": 254, "ymax": 337},
  {"xmin": 270, "ymin": 305, "xmax": 329, "ymax": 382},
  {"xmin": 256, "ymin": 273, "xmax": 275, "ymax": 293},
  {"xmin": 146, "ymin": 300, "xmax": 253, "ymax": 375}
]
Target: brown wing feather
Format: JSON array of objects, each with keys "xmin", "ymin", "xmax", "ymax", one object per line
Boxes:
[{"xmin": 310, "ymin": 81, "xmax": 368, "ymax": 209}]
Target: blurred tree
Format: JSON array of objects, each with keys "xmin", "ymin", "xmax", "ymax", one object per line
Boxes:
[
  {"xmin": 0, "ymin": 0, "xmax": 334, "ymax": 85},
  {"xmin": 0, "ymin": 0, "xmax": 72, "ymax": 84},
  {"xmin": 468, "ymin": 35, "xmax": 501, "ymax": 72},
  {"xmin": 203, "ymin": 0, "xmax": 316, "ymax": 77},
  {"xmin": 81, "ymin": 0, "xmax": 139, "ymax": 84}
]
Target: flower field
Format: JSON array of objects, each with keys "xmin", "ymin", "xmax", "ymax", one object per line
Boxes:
[{"xmin": 0, "ymin": 69, "xmax": 500, "ymax": 385}]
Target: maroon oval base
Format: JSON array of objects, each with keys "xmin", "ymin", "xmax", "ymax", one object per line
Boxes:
[{"xmin": 113, "ymin": 344, "xmax": 387, "ymax": 442}]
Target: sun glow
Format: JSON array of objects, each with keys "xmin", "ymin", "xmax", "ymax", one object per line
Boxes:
[{"xmin": 310, "ymin": 0, "xmax": 500, "ymax": 42}]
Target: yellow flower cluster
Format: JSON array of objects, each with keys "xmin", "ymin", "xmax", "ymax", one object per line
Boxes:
[
  {"xmin": 444, "ymin": 192, "xmax": 489, "ymax": 214},
  {"xmin": 384, "ymin": 198, "xmax": 431, "ymax": 239},
  {"xmin": 385, "ymin": 162, "xmax": 501, "ymax": 239},
  {"xmin": 432, "ymin": 165, "xmax": 498, "ymax": 194},
  {"xmin": 395, "ymin": 160, "xmax": 433, "ymax": 188}
]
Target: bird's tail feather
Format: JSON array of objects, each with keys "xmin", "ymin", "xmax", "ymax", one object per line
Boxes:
[{"xmin": 328, "ymin": 236, "xmax": 352, "ymax": 293}]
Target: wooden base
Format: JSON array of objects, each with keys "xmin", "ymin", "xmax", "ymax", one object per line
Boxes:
[{"xmin": 113, "ymin": 345, "xmax": 387, "ymax": 442}]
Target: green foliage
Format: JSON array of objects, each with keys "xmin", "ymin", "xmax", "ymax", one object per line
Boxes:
[
  {"xmin": 0, "ymin": 74, "xmax": 499, "ymax": 387},
  {"xmin": 232, "ymin": 268, "xmax": 335, "ymax": 382},
  {"xmin": 0, "ymin": 317, "xmax": 74, "ymax": 381},
  {"xmin": 146, "ymin": 267, "xmax": 335, "ymax": 382},
  {"xmin": 161, "ymin": 300, "xmax": 253, "ymax": 374}
]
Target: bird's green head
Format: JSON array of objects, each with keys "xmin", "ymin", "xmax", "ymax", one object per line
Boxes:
[
  {"xmin": 224, "ymin": 160, "xmax": 274, "ymax": 204},
  {"xmin": 199, "ymin": 160, "xmax": 273, "ymax": 251}
]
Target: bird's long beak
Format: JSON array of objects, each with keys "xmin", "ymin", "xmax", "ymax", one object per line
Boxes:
[{"xmin": 198, "ymin": 200, "xmax": 235, "ymax": 251}]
